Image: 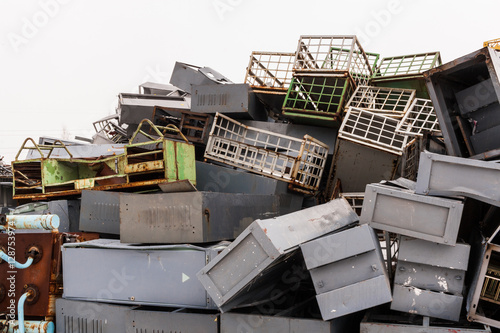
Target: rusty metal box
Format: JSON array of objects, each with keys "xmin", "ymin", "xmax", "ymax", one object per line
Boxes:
[
  {"xmin": 197, "ymin": 198, "xmax": 359, "ymax": 312},
  {"xmin": 62, "ymin": 239, "xmax": 226, "ymax": 309},
  {"xmin": 361, "ymin": 183, "xmax": 464, "ymax": 245},
  {"xmin": 300, "ymin": 224, "xmax": 392, "ymax": 320},
  {"xmin": 119, "ymin": 191, "xmax": 286, "ymax": 244}
]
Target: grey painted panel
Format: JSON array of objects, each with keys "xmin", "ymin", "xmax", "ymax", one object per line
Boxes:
[
  {"xmin": 398, "ymin": 237, "xmax": 470, "ymax": 270},
  {"xmin": 62, "ymin": 239, "xmax": 221, "ymax": 309},
  {"xmin": 197, "ymin": 199, "xmax": 359, "ymax": 311},
  {"xmin": 79, "ymin": 190, "xmax": 121, "ymax": 234},
  {"xmin": 169, "ymin": 61, "xmax": 231, "ymax": 94},
  {"xmin": 415, "ymin": 151, "xmax": 500, "ymax": 207},
  {"xmin": 119, "ymin": 191, "xmax": 283, "ymax": 244},
  {"xmin": 56, "ymin": 298, "xmax": 131, "ymax": 333},
  {"xmin": 361, "ymin": 183, "xmax": 463, "ymax": 245},
  {"xmin": 300, "ymin": 224, "xmax": 378, "ymax": 269},
  {"xmin": 316, "ymin": 275, "xmax": 392, "ymax": 320},
  {"xmin": 220, "ymin": 313, "xmax": 339, "ymax": 333},
  {"xmin": 127, "ymin": 310, "xmax": 219, "ymax": 333},
  {"xmin": 391, "ymin": 284, "xmax": 463, "ymax": 321}
]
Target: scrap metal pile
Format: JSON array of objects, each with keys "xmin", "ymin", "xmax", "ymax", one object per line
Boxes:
[{"xmin": 1, "ymin": 35, "xmax": 500, "ymax": 332}]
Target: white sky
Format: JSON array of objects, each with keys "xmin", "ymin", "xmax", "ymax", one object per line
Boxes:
[{"xmin": 0, "ymin": 0, "xmax": 498, "ymax": 163}]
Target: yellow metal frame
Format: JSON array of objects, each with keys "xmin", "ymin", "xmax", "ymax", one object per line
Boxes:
[{"xmin": 484, "ymin": 38, "xmax": 500, "ymax": 50}]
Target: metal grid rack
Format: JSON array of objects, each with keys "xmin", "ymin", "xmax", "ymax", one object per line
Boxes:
[
  {"xmin": 372, "ymin": 52, "xmax": 442, "ymax": 78},
  {"xmin": 480, "ymin": 263, "xmax": 500, "ymax": 304},
  {"xmin": 294, "ymin": 35, "xmax": 376, "ymax": 86},
  {"xmin": 401, "ymin": 138, "xmax": 420, "ymax": 181},
  {"xmin": 282, "ymin": 72, "xmax": 355, "ymax": 121},
  {"xmin": 396, "ymin": 98, "xmax": 440, "ymax": 136},
  {"xmin": 93, "ymin": 114, "xmax": 128, "ymax": 143},
  {"xmin": 345, "ymin": 86, "xmax": 416, "ymax": 118},
  {"xmin": 244, "ymin": 52, "xmax": 295, "ymax": 90},
  {"xmin": 338, "ymin": 107, "xmax": 410, "ymax": 155},
  {"xmin": 204, "ymin": 113, "xmax": 329, "ymax": 193}
]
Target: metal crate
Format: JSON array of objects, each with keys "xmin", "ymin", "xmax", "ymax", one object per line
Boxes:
[
  {"xmin": 300, "ymin": 224, "xmax": 392, "ymax": 320},
  {"xmin": 119, "ymin": 191, "xmax": 289, "ymax": 244},
  {"xmin": 204, "ymin": 113, "xmax": 329, "ymax": 194},
  {"xmin": 371, "ymin": 52, "xmax": 442, "ymax": 99},
  {"xmin": 197, "ymin": 198, "xmax": 359, "ymax": 312},
  {"xmin": 192, "ymin": 83, "xmax": 268, "ymax": 121},
  {"xmin": 339, "ymin": 108, "xmax": 410, "ymax": 155},
  {"xmin": 415, "ymin": 151, "xmax": 500, "ymax": 207},
  {"xmin": 62, "ymin": 239, "xmax": 226, "ymax": 309},
  {"xmin": 294, "ymin": 35, "xmax": 376, "ymax": 86},
  {"xmin": 245, "ymin": 51, "xmax": 295, "ymax": 91},
  {"xmin": 424, "ymin": 47, "xmax": 500, "ymax": 158},
  {"xmin": 282, "ymin": 72, "xmax": 355, "ymax": 127},
  {"xmin": 396, "ymin": 98, "xmax": 440, "ymax": 136},
  {"xmin": 391, "ymin": 237, "xmax": 470, "ymax": 321},
  {"xmin": 361, "ymin": 183, "xmax": 464, "ymax": 245},
  {"xmin": 344, "ymin": 86, "xmax": 416, "ymax": 118},
  {"xmin": 152, "ymin": 107, "xmax": 212, "ymax": 144}
]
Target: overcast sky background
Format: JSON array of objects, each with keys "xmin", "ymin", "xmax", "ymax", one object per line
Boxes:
[{"xmin": 0, "ymin": 0, "xmax": 498, "ymax": 163}]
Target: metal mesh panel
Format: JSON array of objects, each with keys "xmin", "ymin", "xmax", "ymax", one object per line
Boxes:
[
  {"xmin": 294, "ymin": 35, "xmax": 375, "ymax": 86},
  {"xmin": 244, "ymin": 52, "xmax": 295, "ymax": 90},
  {"xmin": 396, "ymin": 98, "xmax": 441, "ymax": 136},
  {"xmin": 401, "ymin": 138, "xmax": 419, "ymax": 181},
  {"xmin": 338, "ymin": 107, "xmax": 409, "ymax": 155},
  {"xmin": 373, "ymin": 52, "xmax": 442, "ymax": 77},
  {"xmin": 283, "ymin": 73, "xmax": 354, "ymax": 117},
  {"xmin": 204, "ymin": 113, "xmax": 329, "ymax": 192},
  {"xmin": 340, "ymin": 192, "xmax": 364, "ymax": 215},
  {"xmin": 345, "ymin": 86, "xmax": 416, "ymax": 118},
  {"xmin": 481, "ymin": 260, "xmax": 500, "ymax": 305}
]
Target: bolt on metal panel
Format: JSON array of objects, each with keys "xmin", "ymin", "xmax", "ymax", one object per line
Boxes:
[
  {"xmin": 119, "ymin": 191, "xmax": 290, "ymax": 244},
  {"xmin": 424, "ymin": 47, "xmax": 500, "ymax": 158},
  {"xmin": 192, "ymin": 83, "xmax": 268, "ymax": 121},
  {"xmin": 62, "ymin": 239, "xmax": 225, "ymax": 309},
  {"xmin": 345, "ymin": 86, "xmax": 416, "ymax": 118},
  {"xmin": 361, "ymin": 183, "xmax": 464, "ymax": 245},
  {"xmin": 391, "ymin": 284, "xmax": 464, "ymax": 322},
  {"xmin": 300, "ymin": 224, "xmax": 391, "ymax": 320},
  {"xmin": 415, "ymin": 151, "xmax": 500, "ymax": 207},
  {"xmin": 395, "ymin": 98, "xmax": 441, "ymax": 136},
  {"xmin": 204, "ymin": 113, "xmax": 329, "ymax": 194},
  {"xmin": 197, "ymin": 198, "xmax": 358, "ymax": 312}
]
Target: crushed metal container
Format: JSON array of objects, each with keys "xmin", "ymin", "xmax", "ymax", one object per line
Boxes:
[
  {"xmin": 371, "ymin": 52, "xmax": 442, "ymax": 99},
  {"xmin": 361, "ymin": 183, "xmax": 464, "ymax": 245},
  {"xmin": 62, "ymin": 239, "xmax": 226, "ymax": 309},
  {"xmin": 169, "ymin": 61, "xmax": 232, "ymax": 94},
  {"xmin": 361, "ymin": 308, "xmax": 492, "ymax": 333},
  {"xmin": 204, "ymin": 113, "xmax": 329, "ymax": 194},
  {"xmin": 152, "ymin": 107, "xmax": 212, "ymax": 145},
  {"xmin": 197, "ymin": 198, "xmax": 359, "ymax": 312},
  {"xmin": 424, "ymin": 47, "xmax": 500, "ymax": 158},
  {"xmin": 300, "ymin": 224, "xmax": 392, "ymax": 320},
  {"xmin": 192, "ymin": 83, "xmax": 268, "ymax": 121},
  {"xmin": 415, "ymin": 151, "xmax": 500, "ymax": 207},
  {"xmin": 119, "ymin": 191, "xmax": 293, "ymax": 244},
  {"xmin": 391, "ymin": 237, "xmax": 470, "ymax": 321},
  {"xmin": 0, "ymin": 231, "xmax": 98, "ymax": 317}
]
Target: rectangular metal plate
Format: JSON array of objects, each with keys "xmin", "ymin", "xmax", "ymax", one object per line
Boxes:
[
  {"xmin": 62, "ymin": 239, "xmax": 222, "ymax": 309},
  {"xmin": 119, "ymin": 191, "xmax": 283, "ymax": 244},
  {"xmin": 316, "ymin": 275, "xmax": 392, "ymax": 320},
  {"xmin": 79, "ymin": 190, "xmax": 121, "ymax": 234},
  {"xmin": 361, "ymin": 183, "xmax": 464, "ymax": 245},
  {"xmin": 391, "ymin": 284, "xmax": 463, "ymax": 321},
  {"xmin": 415, "ymin": 151, "xmax": 500, "ymax": 207},
  {"xmin": 126, "ymin": 309, "xmax": 219, "ymax": 333}
]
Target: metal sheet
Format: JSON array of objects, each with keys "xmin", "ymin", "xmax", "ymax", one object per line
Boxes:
[
  {"xmin": 220, "ymin": 312, "xmax": 344, "ymax": 333},
  {"xmin": 415, "ymin": 151, "xmax": 500, "ymax": 207},
  {"xmin": 197, "ymin": 198, "xmax": 359, "ymax": 312},
  {"xmin": 192, "ymin": 83, "xmax": 267, "ymax": 121},
  {"xmin": 169, "ymin": 61, "xmax": 232, "ymax": 94},
  {"xmin": 126, "ymin": 309, "xmax": 219, "ymax": 333},
  {"xmin": 316, "ymin": 275, "xmax": 392, "ymax": 320},
  {"xmin": 56, "ymin": 298, "xmax": 131, "ymax": 333},
  {"xmin": 79, "ymin": 190, "xmax": 121, "ymax": 234},
  {"xmin": 62, "ymin": 239, "xmax": 224, "ymax": 309},
  {"xmin": 119, "ymin": 191, "xmax": 284, "ymax": 243},
  {"xmin": 391, "ymin": 284, "xmax": 463, "ymax": 322},
  {"xmin": 361, "ymin": 183, "xmax": 464, "ymax": 245}
]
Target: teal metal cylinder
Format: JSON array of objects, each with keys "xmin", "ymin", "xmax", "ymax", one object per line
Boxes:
[{"xmin": 4, "ymin": 215, "xmax": 60, "ymax": 230}]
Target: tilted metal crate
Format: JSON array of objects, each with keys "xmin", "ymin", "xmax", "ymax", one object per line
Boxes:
[
  {"xmin": 245, "ymin": 51, "xmax": 295, "ymax": 91},
  {"xmin": 204, "ymin": 113, "xmax": 329, "ymax": 194},
  {"xmin": 371, "ymin": 52, "xmax": 442, "ymax": 99},
  {"xmin": 344, "ymin": 86, "xmax": 416, "ymax": 118},
  {"xmin": 395, "ymin": 98, "xmax": 440, "ymax": 136},
  {"xmin": 415, "ymin": 151, "xmax": 500, "ymax": 207}
]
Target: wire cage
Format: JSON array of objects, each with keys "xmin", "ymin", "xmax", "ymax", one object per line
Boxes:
[
  {"xmin": 396, "ymin": 98, "xmax": 440, "ymax": 136},
  {"xmin": 345, "ymin": 86, "xmax": 416, "ymax": 118},
  {"xmin": 244, "ymin": 52, "xmax": 295, "ymax": 91}
]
